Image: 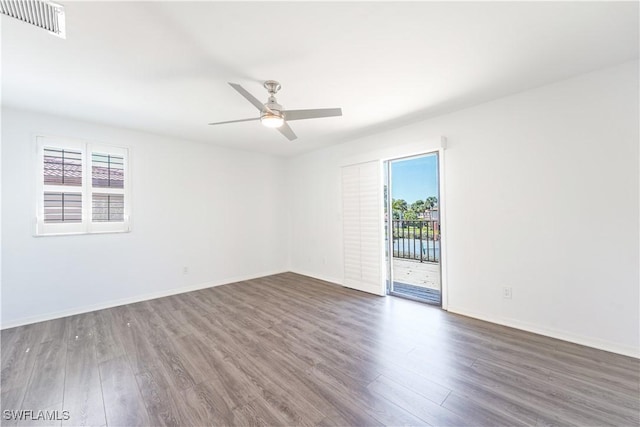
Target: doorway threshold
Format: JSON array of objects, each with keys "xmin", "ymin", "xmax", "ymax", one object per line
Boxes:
[{"xmin": 390, "ymin": 282, "xmax": 441, "ymax": 305}]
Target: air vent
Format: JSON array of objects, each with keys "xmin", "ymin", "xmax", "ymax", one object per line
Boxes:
[{"xmin": 0, "ymin": 0, "xmax": 65, "ymax": 38}]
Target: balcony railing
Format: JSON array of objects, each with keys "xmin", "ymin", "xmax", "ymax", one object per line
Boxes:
[{"xmin": 390, "ymin": 219, "xmax": 440, "ymax": 262}]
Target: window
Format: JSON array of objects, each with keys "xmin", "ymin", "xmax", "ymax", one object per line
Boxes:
[{"xmin": 36, "ymin": 136, "xmax": 130, "ymax": 236}]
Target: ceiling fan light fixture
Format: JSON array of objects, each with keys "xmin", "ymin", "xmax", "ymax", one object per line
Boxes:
[{"xmin": 261, "ymin": 112, "xmax": 284, "ymax": 128}]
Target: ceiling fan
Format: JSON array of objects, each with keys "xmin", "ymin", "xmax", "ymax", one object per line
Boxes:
[{"xmin": 208, "ymin": 80, "xmax": 342, "ymax": 141}]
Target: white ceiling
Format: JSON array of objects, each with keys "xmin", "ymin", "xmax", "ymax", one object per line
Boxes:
[{"xmin": 2, "ymin": 1, "xmax": 638, "ymax": 157}]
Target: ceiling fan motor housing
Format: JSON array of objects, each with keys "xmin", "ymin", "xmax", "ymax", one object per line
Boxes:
[
  {"xmin": 263, "ymin": 80, "xmax": 282, "ymax": 95},
  {"xmin": 261, "ymin": 81, "xmax": 285, "ymax": 126},
  {"xmin": 264, "ymin": 97, "xmax": 283, "ymax": 113}
]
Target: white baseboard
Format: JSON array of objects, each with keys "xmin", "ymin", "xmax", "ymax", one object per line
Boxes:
[
  {"xmin": 447, "ymin": 305, "xmax": 639, "ymax": 359},
  {"xmin": 1, "ymin": 269, "xmax": 288, "ymax": 330},
  {"xmin": 289, "ymin": 269, "xmax": 344, "ymax": 287},
  {"xmin": 8, "ymin": 271, "xmax": 635, "ymax": 359}
]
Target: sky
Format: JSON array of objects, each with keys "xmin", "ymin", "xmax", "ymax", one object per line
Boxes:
[{"xmin": 390, "ymin": 154, "xmax": 438, "ymax": 203}]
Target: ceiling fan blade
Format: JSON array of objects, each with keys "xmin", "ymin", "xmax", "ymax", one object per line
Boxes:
[
  {"xmin": 277, "ymin": 122, "xmax": 298, "ymax": 141},
  {"xmin": 283, "ymin": 108, "xmax": 342, "ymax": 121},
  {"xmin": 228, "ymin": 83, "xmax": 265, "ymax": 111},
  {"xmin": 208, "ymin": 117, "xmax": 260, "ymax": 126}
]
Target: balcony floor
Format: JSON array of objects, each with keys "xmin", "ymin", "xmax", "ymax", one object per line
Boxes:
[
  {"xmin": 390, "ymin": 258, "xmax": 442, "ymax": 304},
  {"xmin": 392, "ymin": 258, "xmax": 440, "ymax": 290}
]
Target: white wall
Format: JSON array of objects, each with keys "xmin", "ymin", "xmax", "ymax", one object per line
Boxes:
[
  {"xmin": 1, "ymin": 108, "xmax": 289, "ymax": 327},
  {"xmin": 2, "ymin": 62, "xmax": 637, "ymax": 358},
  {"xmin": 287, "ymin": 61, "xmax": 640, "ymax": 357}
]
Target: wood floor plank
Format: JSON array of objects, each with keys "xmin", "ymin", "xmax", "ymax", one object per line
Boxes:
[
  {"xmin": 108, "ymin": 306, "xmax": 158, "ymax": 376},
  {"xmin": 2, "ymin": 272, "xmax": 638, "ymax": 427},
  {"xmin": 394, "ymin": 351, "xmax": 569, "ymax": 426},
  {"xmin": 93, "ymin": 308, "xmax": 126, "ymax": 365},
  {"xmin": 232, "ymin": 396, "xmax": 297, "ymax": 427},
  {"xmin": 1, "ymin": 389, "xmax": 24, "ymax": 427},
  {"xmin": 470, "ymin": 358, "xmax": 639, "ymax": 426},
  {"xmin": 99, "ymin": 355, "xmax": 150, "ymax": 427},
  {"xmin": 296, "ymin": 355, "xmax": 428, "ymax": 427},
  {"xmin": 190, "ymin": 329, "xmax": 327, "ymax": 425},
  {"xmin": 240, "ymin": 351, "xmax": 334, "ymax": 425},
  {"xmin": 1, "ymin": 323, "xmax": 47, "ymax": 426},
  {"xmin": 20, "ymin": 340, "xmax": 67, "ymax": 412},
  {"xmin": 135, "ymin": 367, "xmax": 194, "ymax": 427},
  {"xmin": 255, "ymin": 344, "xmax": 382, "ymax": 425},
  {"xmin": 180, "ymin": 380, "xmax": 237, "ymax": 426},
  {"xmin": 441, "ymin": 392, "xmax": 528, "ymax": 427},
  {"xmin": 139, "ymin": 331, "xmax": 197, "ymax": 392},
  {"xmin": 477, "ymin": 353, "xmax": 640, "ymax": 415},
  {"xmin": 39, "ymin": 318, "xmax": 68, "ymax": 344},
  {"xmin": 367, "ymin": 374, "xmax": 465, "ymax": 426},
  {"xmin": 61, "ymin": 334, "xmax": 106, "ymax": 427},
  {"xmin": 65, "ymin": 313, "xmax": 96, "ymax": 343},
  {"xmin": 1, "ymin": 327, "xmax": 18, "ymax": 355},
  {"xmin": 438, "ymin": 316, "xmax": 640, "ymax": 394},
  {"xmin": 139, "ymin": 299, "xmax": 189, "ymax": 340},
  {"xmin": 371, "ymin": 362, "xmax": 452, "ymax": 406},
  {"xmin": 176, "ymin": 333, "xmax": 257, "ymax": 408}
]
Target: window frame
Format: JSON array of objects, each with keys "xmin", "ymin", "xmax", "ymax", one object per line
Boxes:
[{"xmin": 35, "ymin": 135, "xmax": 131, "ymax": 236}]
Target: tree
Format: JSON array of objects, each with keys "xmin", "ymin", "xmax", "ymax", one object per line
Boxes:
[
  {"xmin": 404, "ymin": 210, "xmax": 418, "ymax": 221},
  {"xmin": 410, "ymin": 199, "xmax": 425, "ymax": 215},
  {"xmin": 392, "ymin": 199, "xmax": 408, "ymax": 220},
  {"xmin": 392, "ymin": 199, "xmax": 407, "ymax": 213},
  {"xmin": 425, "ymin": 196, "xmax": 438, "ymax": 210}
]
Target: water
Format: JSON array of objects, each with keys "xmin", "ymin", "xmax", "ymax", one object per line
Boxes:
[{"xmin": 391, "ymin": 238, "xmax": 440, "ymax": 261}]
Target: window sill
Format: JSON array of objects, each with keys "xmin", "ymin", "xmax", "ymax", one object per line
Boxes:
[{"xmin": 33, "ymin": 229, "xmax": 131, "ymax": 237}]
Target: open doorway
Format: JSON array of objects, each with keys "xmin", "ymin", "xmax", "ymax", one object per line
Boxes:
[{"xmin": 384, "ymin": 153, "xmax": 441, "ymax": 305}]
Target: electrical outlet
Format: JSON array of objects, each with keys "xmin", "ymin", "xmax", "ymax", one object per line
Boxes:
[
  {"xmin": 183, "ymin": 266, "xmax": 188, "ymax": 275},
  {"xmin": 502, "ymin": 287, "xmax": 512, "ymax": 299}
]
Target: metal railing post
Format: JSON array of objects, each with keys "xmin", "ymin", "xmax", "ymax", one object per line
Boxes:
[
  {"xmin": 420, "ymin": 221, "xmax": 423, "ymax": 262},
  {"xmin": 431, "ymin": 220, "xmax": 435, "ymax": 262}
]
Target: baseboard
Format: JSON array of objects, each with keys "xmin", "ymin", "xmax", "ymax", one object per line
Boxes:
[
  {"xmin": 447, "ymin": 306, "xmax": 639, "ymax": 359},
  {"xmin": 9, "ymin": 272, "xmax": 634, "ymax": 359},
  {"xmin": 288, "ymin": 269, "xmax": 344, "ymax": 287},
  {"xmin": 1, "ymin": 269, "xmax": 288, "ymax": 330}
]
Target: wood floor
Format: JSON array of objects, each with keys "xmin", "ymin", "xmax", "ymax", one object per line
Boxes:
[{"xmin": 1, "ymin": 273, "xmax": 639, "ymax": 427}]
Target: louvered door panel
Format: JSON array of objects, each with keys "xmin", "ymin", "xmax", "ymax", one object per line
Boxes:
[
  {"xmin": 342, "ymin": 161, "xmax": 384, "ymax": 296},
  {"xmin": 342, "ymin": 166, "xmax": 361, "ymax": 283}
]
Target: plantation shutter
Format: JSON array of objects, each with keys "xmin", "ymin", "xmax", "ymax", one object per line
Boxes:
[
  {"xmin": 89, "ymin": 144, "xmax": 129, "ymax": 233},
  {"xmin": 37, "ymin": 137, "xmax": 86, "ymax": 235},
  {"xmin": 341, "ymin": 161, "xmax": 385, "ymax": 296},
  {"xmin": 35, "ymin": 136, "xmax": 130, "ymax": 236}
]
